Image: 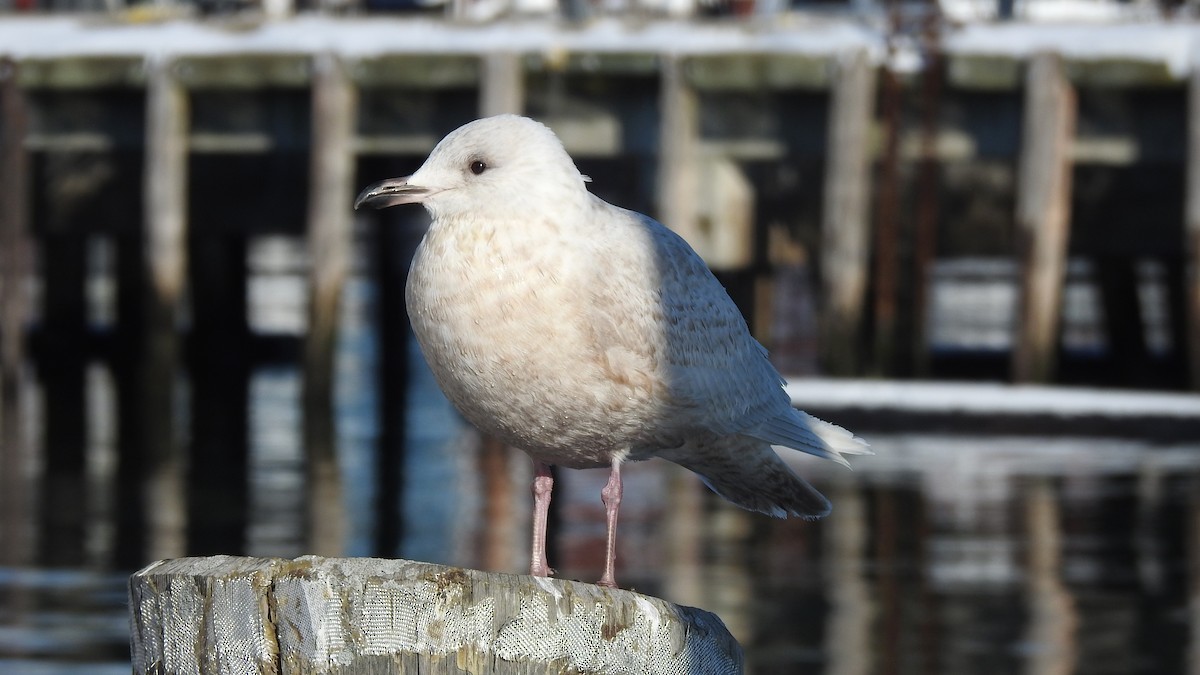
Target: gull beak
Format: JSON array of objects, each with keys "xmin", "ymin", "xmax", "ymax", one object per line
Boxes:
[{"xmin": 354, "ymin": 176, "xmax": 430, "ymax": 210}]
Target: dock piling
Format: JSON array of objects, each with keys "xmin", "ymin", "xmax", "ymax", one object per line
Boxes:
[
  {"xmin": 481, "ymin": 51, "xmax": 524, "ymax": 117},
  {"xmin": 1012, "ymin": 52, "xmax": 1076, "ymax": 383},
  {"xmin": 657, "ymin": 55, "xmax": 702, "ymax": 256},
  {"xmin": 140, "ymin": 55, "xmax": 190, "ymax": 561},
  {"xmin": 128, "ymin": 556, "xmax": 744, "ymax": 675},
  {"xmin": 304, "ymin": 52, "xmax": 356, "ymax": 556},
  {"xmin": 820, "ymin": 48, "xmax": 876, "ymax": 376}
]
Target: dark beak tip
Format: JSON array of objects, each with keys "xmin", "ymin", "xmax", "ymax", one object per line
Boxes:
[
  {"xmin": 353, "ymin": 185, "xmax": 383, "ymax": 211},
  {"xmin": 354, "ymin": 177, "xmax": 425, "ymax": 211}
]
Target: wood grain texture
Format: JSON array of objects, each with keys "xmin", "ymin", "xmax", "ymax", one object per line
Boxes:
[{"xmin": 129, "ymin": 556, "xmax": 744, "ymax": 675}]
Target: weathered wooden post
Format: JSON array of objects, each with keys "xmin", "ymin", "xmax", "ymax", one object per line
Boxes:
[
  {"xmin": 477, "ymin": 50, "xmax": 529, "ymax": 573},
  {"xmin": 129, "ymin": 556, "xmax": 744, "ymax": 674},
  {"xmin": 1012, "ymin": 52, "xmax": 1076, "ymax": 383},
  {"xmin": 657, "ymin": 55, "xmax": 756, "ymax": 271},
  {"xmin": 481, "ymin": 51, "xmax": 524, "ymax": 117},
  {"xmin": 304, "ymin": 52, "xmax": 357, "ymax": 556},
  {"xmin": 657, "ymin": 54, "xmax": 702, "ymax": 254},
  {"xmin": 1185, "ymin": 67, "xmax": 1200, "ymax": 391},
  {"xmin": 820, "ymin": 49, "xmax": 876, "ymax": 376},
  {"xmin": 141, "ymin": 55, "xmax": 190, "ymax": 561}
]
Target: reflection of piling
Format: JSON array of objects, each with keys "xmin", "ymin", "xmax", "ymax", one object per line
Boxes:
[
  {"xmin": 1022, "ymin": 478, "xmax": 1077, "ymax": 675},
  {"xmin": 823, "ymin": 481, "xmax": 872, "ymax": 675},
  {"xmin": 128, "ymin": 556, "xmax": 744, "ymax": 675},
  {"xmin": 1188, "ymin": 481, "xmax": 1200, "ymax": 675}
]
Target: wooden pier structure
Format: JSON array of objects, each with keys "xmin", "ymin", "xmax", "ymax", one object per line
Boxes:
[{"xmin": 2, "ymin": 15, "xmax": 1200, "ymax": 566}]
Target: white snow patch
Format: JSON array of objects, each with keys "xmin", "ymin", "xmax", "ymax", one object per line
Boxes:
[
  {"xmin": 0, "ymin": 15, "xmax": 882, "ymax": 60},
  {"xmin": 943, "ymin": 21, "xmax": 1200, "ymax": 78},
  {"xmin": 786, "ymin": 378, "xmax": 1200, "ymax": 418},
  {"xmin": 5, "ymin": 15, "xmax": 1200, "ymax": 78}
]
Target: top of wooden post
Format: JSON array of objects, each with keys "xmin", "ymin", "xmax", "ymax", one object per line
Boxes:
[{"xmin": 129, "ymin": 555, "xmax": 744, "ymax": 675}]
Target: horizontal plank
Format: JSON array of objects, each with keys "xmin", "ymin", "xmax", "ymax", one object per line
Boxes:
[
  {"xmin": 17, "ymin": 55, "xmax": 145, "ymax": 88},
  {"xmin": 684, "ymin": 53, "xmax": 831, "ymax": 91},
  {"xmin": 174, "ymin": 53, "xmax": 311, "ymax": 88},
  {"xmin": 351, "ymin": 54, "xmax": 480, "ymax": 88}
]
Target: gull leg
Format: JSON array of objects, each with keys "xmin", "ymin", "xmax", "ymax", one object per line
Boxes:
[
  {"xmin": 530, "ymin": 460, "xmax": 554, "ymax": 578},
  {"xmin": 598, "ymin": 459, "xmax": 623, "ymax": 588}
]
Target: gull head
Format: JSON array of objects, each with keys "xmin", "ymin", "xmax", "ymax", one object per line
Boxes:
[{"xmin": 354, "ymin": 115, "xmax": 590, "ymax": 220}]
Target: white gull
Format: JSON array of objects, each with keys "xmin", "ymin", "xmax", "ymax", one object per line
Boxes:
[{"xmin": 355, "ymin": 114, "xmax": 869, "ymax": 588}]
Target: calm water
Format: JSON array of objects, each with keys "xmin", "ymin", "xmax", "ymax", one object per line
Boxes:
[
  {"xmin": 2, "ymin": 246, "xmax": 1199, "ymax": 673},
  {"xmin": 5, "ymin": 428, "xmax": 1200, "ymax": 673}
]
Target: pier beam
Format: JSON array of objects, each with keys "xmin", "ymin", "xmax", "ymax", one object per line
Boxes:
[
  {"xmin": 304, "ymin": 53, "xmax": 356, "ymax": 556},
  {"xmin": 820, "ymin": 49, "xmax": 876, "ymax": 376},
  {"xmin": 1012, "ymin": 52, "xmax": 1076, "ymax": 383},
  {"xmin": 128, "ymin": 556, "xmax": 744, "ymax": 675}
]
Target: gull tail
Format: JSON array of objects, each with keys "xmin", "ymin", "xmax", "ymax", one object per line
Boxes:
[
  {"xmin": 665, "ymin": 437, "xmax": 832, "ymax": 520},
  {"xmin": 749, "ymin": 411, "xmax": 871, "ymax": 468}
]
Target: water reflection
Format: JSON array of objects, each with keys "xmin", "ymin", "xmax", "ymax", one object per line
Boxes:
[
  {"xmin": 4, "ymin": 421, "xmax": 1200, "ymax": 672},
  {"xmin": 3, "ymin": 254, "xmax": 1200, "ymax": 672}
]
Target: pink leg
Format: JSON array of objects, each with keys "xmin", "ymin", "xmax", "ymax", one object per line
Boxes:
[
  {"xmin": 597, "ymin": 459, "xmax": 623, "ymax": 588},
  {"xmin": 530, "ymin": 460, "xmax": 554, "ymax": 578}
]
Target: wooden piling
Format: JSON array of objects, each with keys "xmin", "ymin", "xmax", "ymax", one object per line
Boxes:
[
  {"xmin": 480, "ymin": 51, "xmax": 524, "ymax": 117},
  {"xmin": 657, "ymin": 55, "xmax": 702, "ymax": 255},
  {"xmin": 0, "ymin": 58, "xmax": 35, "ymax": 566},
  {"xmin": 1012, "ymin": 52, "xmax": 1076, "ymax": 383},
  {"xmin": 128, "ymin": 556, "xmax": 744, "ymax": 675},
  {"xmin": 1186, "ymin": 68, "xmax": 1200, "ymax": 391},
  {"xmin": 304, "ymin": 52, "xmax": 356, "ymax": 556},
  {"xmin": 476, "ymin": 51, "xmax": 526, "ymax": 571},
  {"xmin": 820, "ymin": 49, "xmax": 876, "ymax": 376},
  {"xmin": 140, "ymin": 55, "xmax": 190, "ymax": 561}
]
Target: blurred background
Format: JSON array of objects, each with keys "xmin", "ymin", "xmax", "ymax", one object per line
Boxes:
[{"xmin": 3, "ymin": 0, "xmax": 1200, "ymax": 673}]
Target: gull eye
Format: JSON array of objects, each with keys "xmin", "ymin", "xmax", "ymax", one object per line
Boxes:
[{"xmin": 469, "ymin": 160, "xmax": 487, "ymax": 175}]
